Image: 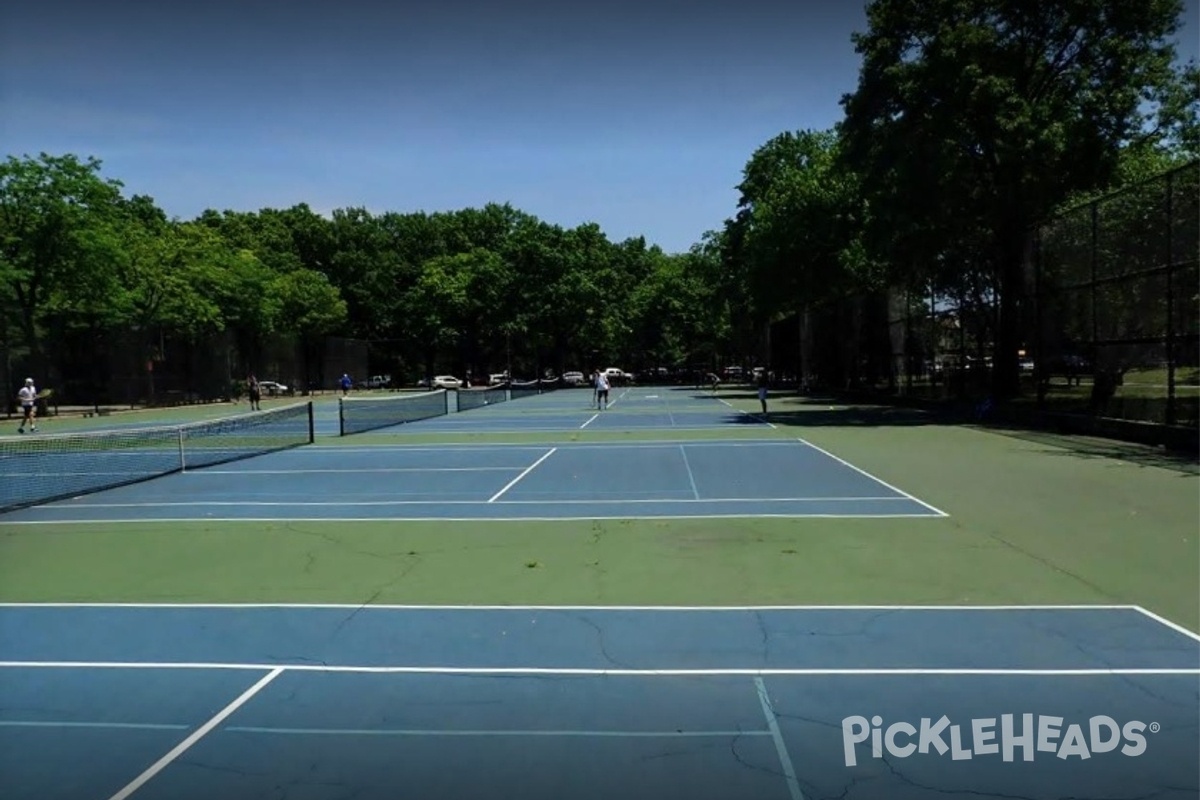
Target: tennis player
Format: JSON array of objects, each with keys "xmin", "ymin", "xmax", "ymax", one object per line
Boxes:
[
  {"xmin": 595, "ymin": 369, "xmax": 610, "ymax": 410},
  {"xmin": 17, "ymin": 377, "xmax": 38, "ymax": 433}
]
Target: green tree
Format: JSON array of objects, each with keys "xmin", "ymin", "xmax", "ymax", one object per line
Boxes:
[
  {"xmin": 0, "ymin": 153, "xmax": 127, "ymax": 378},
  {"xmin": 735, "ymin": 130, "xmax": 873, "ymax": 324},
  {"xmin": 840, "ymin": 0, "xmax": 1190, "ymax": 397}
]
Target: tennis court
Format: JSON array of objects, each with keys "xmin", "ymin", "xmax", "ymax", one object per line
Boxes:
[
  {"xmin": 0, "ymin": 437, "xmax": 943, "ymax": 522},
  {"xmin": 1, "ymin": 384, "xmax": 1197, "ymax": 799},
  {"xmin": 2, "ymin": 604, "xmax": 1197, "ymax": 800}
]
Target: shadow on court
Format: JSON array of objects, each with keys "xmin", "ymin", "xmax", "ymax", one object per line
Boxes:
[{"xmin": 736, "ymin": 395, "xmax": 1200, "ymax": 476}]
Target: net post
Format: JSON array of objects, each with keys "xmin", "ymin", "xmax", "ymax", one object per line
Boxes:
[
  {"xmin": 307, "ymin": 401, "xmax": 315, "ymax": 443},
  {"xmin": 178, "ymin": 428, "xmax": 186, "ymax": 472},
  {"xmin": 338, "ymin": 397, "xmax": 345, "ymax": 436}
]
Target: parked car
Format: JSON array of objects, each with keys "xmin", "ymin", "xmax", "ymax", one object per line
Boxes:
[
  {"xmin": 562, "ymin": 371, "xmax": 585, "ymax": 386},
  {"xmin": 603, "ymin": 368, "xmax": 633, "ymax": 386},
  {"xmin": 432, "ymin": 375, "xmax": 462, "ymax": 389},
  {"xmin": 361, "ymin": 374, "xmax": 391, "ymax": 389},
  {"xmin": 258, "ymin": 380, "xmax": 289, "ymax": 396}
]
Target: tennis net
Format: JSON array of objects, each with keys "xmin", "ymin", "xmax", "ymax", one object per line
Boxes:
[
  {"xmin": 339, "ymin": 389, "xmax": 449, "ymax": 435},
  {"xmin": 457, "ymin": 385, "xmax": 508, "ymax": 412},
  {"xmin": 0, "ymin": 401, "xmax": 315, "ymax": 514},
  {"xmin": 509, "ymin": 378, "xmax": 563, "ymax": 399}
]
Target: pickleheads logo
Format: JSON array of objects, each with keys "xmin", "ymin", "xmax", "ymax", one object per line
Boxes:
[{"xmin": 841, "ymin": 715, "xmax": 1159, "ymax": 767}]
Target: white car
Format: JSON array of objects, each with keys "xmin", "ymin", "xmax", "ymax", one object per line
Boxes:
[
  {"xmin": 562, "ymin": 371, "xmax": 585, "ymax": 386},
  {"xmin": 432, "ymin": 375, "xmax": 462, "ymax": 389}
]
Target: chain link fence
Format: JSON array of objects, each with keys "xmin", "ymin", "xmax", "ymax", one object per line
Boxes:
[
  {"xmin": 778, "ymin": 161, "xmax": 1198, "ymax": 439},
  {"xmin": 1035, "ymin": 160, "xmax": 1198, "ymax": 429}
]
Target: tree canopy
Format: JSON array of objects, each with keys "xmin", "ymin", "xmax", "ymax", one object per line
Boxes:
[{"xmin": 2, "ymin": 1, "xmax": 1195, "ymax": 407}]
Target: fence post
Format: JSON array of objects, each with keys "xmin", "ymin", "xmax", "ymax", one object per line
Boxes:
[
  {"xmin": 904, "ymin": 289, "xmax": 913, "ymax": 394},
  {"xmin": 1090, "ymin": 202, "xmax": 1099, "ymax": 358},
  {"xmin": 1165, "ymin": 169, "xmax": 1176, "ymax": 427},
  {"xmin": 1033, "ymin": 227, "xmax": 1045, "ymax": 408}
]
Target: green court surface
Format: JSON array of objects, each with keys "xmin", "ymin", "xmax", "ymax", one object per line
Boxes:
[{"xmin": 1, "ymin": 390, "xmax": 1196, "ymax": 633}]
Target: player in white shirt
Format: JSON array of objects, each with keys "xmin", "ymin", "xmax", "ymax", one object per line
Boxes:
[
  {"xmin": 17, "ymin": 377, "xmax": 38, "ymax": 433},
  {"xmin": 595, "ymin": 369, "xmax": 610, "ymax": 410}
]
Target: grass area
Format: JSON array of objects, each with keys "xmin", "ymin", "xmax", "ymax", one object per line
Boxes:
[{"xmin": 1, "ymin": 389, "xmax": 1195, "ymax": 632}]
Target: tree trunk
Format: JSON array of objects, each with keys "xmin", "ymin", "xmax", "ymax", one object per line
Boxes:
[{"xmin": 991, "ymin": 228, "xmax": 1032, "ymax": 400}]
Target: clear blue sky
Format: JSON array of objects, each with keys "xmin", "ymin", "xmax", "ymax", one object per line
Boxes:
[{"xmin": 2, "ymin": 0, "xmax": 1196, "ymax": 255}]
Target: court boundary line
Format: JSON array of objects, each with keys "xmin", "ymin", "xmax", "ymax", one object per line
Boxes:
[
  {"xmin": 12, "ymin": 496, "xmax": 922, "ymax": 508},
  {"xmin": 105, "ymin": 667, "xmax": 283, "ymax": 800},
  {"xmin": 345, "ymin": 426, "xmax": 757, "ymax": 434},
  {"xmin": 0, "ymin": 512, "xmax": 996, "ymax": 523},
  {"xmin": 0, "ymin": 604, "xmax": 1142, "ymax": 609},
  {"xmin": 795, "ymin": 437, "xmax": 949, "ymax": 517},
  {"xmin": 187, "ymin": 467, "xmax": 523, "ymax": 475},
  {"xmin": 0, "ymin": 718, "xmax": 774, "ymax": 738},
  {"xmin": 222, "ymin": 726, "xmax": 773, "ymax": 738},
  {"xmin": 1133, "ymin": 605, "xmax": 1200, "ymax": 644},
  {"xmin": 2, "ymin": 662, "xmax": 1196, "ymax": 676},
  {"xmin": 755, "ymin": 677, "xmax": 804, "ymax": 800},
  {"xmin": 302, "ymin": 440, "xmax": 795, "ymax": 451},
  {"xmin": 719, "ymin": 398, "xmax": 777, "ymax": 430},
  {"xmin": 0, "ymin": 720, "xmax": 190, "ymax": 731}
]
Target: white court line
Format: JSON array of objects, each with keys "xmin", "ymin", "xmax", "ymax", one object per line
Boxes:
[
  {"xmin": 755, "ymin": 677, "xmax": 804, "ymax": 800},
  {"xmin": 606, "ymin": 388, "xmax": 631, "ymax": 409},
  {"xmin": 679, "ymin": 446, "xmax": 701, "ymax": 500},
  {"xmin": 580, "ymin": 414, "xmax": 599, "ymax": 429},
  {"xmin": 224, "ymin": 726, "xmax": 771, "ymax": 738},
  {"xmin": 719, "ymin": 398, "xmax": 777, "ymax": 429},
  {"xmin": 105, "ymin": 667, "xmax": 283, "ymax": 800},
  {"xmin": 0, "ymin": 514, "xmax": 959, "ymax": 524},
  {"xmin": 0, "ymin": 603, "xmax": 1145, "ymax": 611},
  {"xmin": 3, "ymin": 662, "xmax": 1197, "ymax": 676},
  {"xmin": 0, "ymin": 472, "xmax": 152, "ymax": 478},
  {"xmin": 355, "ymin": 426, "xmax": 747, "ymax": 434},
  {"xmin": 304, "ymin": 440, "xmax": 792, "ymax": 452},
  {"xmin": 488, "ymin": 448, "xmax": 557, "ymax": 502},
  {"xmin": 0, "ymin": 720, "xmax": 189, "ymax": 731},
  {"xmin": 1133, "ymin": 606, "xmax": 1200, "ymax": 644},
  {"xmin": 186, "ymin": 467, "xmax": 523, "ymax": 475},
  {"xmin": 17, "ymin": 496, "xmax": 922, "ymax": 508},
  {"xmin": 796, "ymin": 437, "xmax": 949, "ymax": 517}
]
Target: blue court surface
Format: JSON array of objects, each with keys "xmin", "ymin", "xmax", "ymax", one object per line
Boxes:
[
  {"xmin": 1, "ymin": 604, "xmax": 1197, "ymax": 800},
  {"xmin": 3, "ymin": 387, "xmax": 909, "ymax": 522},
  {"xmin": 0, "ymin": 437, "xmax": 945, "ymax": 522},
  {"xmin": 328, "ymin": 386, "xmax": 777, "ymax": 436}
]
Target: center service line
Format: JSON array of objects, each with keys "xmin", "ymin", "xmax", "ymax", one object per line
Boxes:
[
  {"xmin": 755, "ymin": 677, "xmax": 805, "ymax": 800},
  {"xmin": 107, "ymin": 667, "xmax": 284, "ymax": 800},
  {"xmin": 679, "ymin": 445, "xmax": 701, "ymax": 500},
  {"xmin": 488, "ymin": 448, "xmax": 557, "ymax": 502},
  {"xmin": 580, "ymin": 413, "xmax": 599, "ymax": 429}
]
